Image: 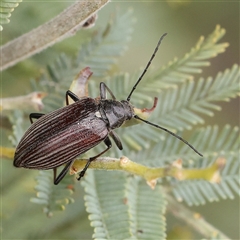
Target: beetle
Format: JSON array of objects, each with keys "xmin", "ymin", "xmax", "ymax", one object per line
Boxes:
[{"xmin": 14, "ymin": 33, "xmax": 203, "ymax": 185}]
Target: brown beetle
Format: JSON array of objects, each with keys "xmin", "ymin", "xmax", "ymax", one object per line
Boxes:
[{"xmin": 14, "ymin": 34, "xmax": 202, "ymax": 185}]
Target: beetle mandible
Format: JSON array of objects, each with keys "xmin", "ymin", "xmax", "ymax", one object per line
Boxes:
[{"xmin": 14, "ymin": 33, "xmax": 203, "ymax": 185}]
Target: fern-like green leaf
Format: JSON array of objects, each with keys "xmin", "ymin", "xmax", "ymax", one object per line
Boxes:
[
  {"xmin": 82, "ymin": 171, "xmax": 167, "ymax": 240},
  {"xmin": 30, "ymin": 10, "xmax": 134, "ymax": 113},
  {"xmin": 172, "ymin": 158, "xmax": 239, "ymax": 206},
  {"xmin": 30, "ymin": 170, "xmax": 75, "ymax": 217},
  {"xmin": 146, "ymin": 25, "xmax": 229, "ymax": 89},
  {"xmin": 8, "ymin": 110, "xmax": 27, "ymax": 147},
  {"xmin": 30, "ymin": 53, "xmax": 76, "ymax": 112},
  {"xmin": 125, "ymin": 176, "xmax": 167, "ymax": 239},
  {"xmin": 134, "ymin": 124, "xmax": 239, "ymax": 165},
  {"xmin": 101, "ymin": 25, "xmax": 228, "ymax": 98},
  {"xmin": 76, "ymin": 10, "xmax": 134, "ymax": 78},
  {"xmin": 0, "ymin": 0, "xmax": 22, "ymax": 31},
  {"xmin": 150, "ymin": 64, "xmax": 239, "ymax": 130},
  {"xmin": 89, "ymin": 26, "xmax": 230, "ymax": 103},
  {"xmin": 170, "ymin": 125, "xmax": 239, "ymax": 206},
  {"xmin": 82, "ymin": 170, "xmax": 132, "ymax": 239},
  {"xmin": 108, "ymin": 124, "xmax": 239, "ymax": 206}
]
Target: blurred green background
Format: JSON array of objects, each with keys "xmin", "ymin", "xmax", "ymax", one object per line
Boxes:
[{"xmin": 1, "ymin": 1, "xmax": 239, "ymax": 239}]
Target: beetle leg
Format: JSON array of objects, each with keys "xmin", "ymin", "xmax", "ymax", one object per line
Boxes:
[
  {"xmin": 100, "ymin": 82, "xmax": 116, "ymax": 100},
  {"xmin": 66, "ymin": 90, "xmax": 80, "ymax": 105},
  {"xmin": 77, "ymin": 137, "xmax": 112, "ymax": 181},
  {"xmin": 109, "ymin": 131, "xmax": 123, "ymax": 150},
  {"xmin": 53, "ymin": 160, "xmax": 74, "ymax": 185},
  {"xmin": 29, "ymin": 113, "xmax": 44, "ymax": 124}
]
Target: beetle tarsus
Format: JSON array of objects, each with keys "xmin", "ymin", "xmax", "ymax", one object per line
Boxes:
[
  {"xmin": 66, "ymin": 90, "xmax": 80, "ymax": 105},
  {"xmin": 29, "ymin": 113, "xmax": 44, "ymax": 124},
  {"xmin": 77, "ymin": 170, "xmax": 86, "ymax": 181}
]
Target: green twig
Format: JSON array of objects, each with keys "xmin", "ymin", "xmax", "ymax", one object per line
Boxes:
[{"xmin": 71, "ymin": 156, "xmax": 225, "ymax": 188}]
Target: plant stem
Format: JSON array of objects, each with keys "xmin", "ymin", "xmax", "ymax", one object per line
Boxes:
[
  {"xmin": 71, "ymin": 156, "xmax": 224, "ymax": 187},
  {"xmin": 165, "ymin": 192, "xmax": 231, "ymax": 239},
  {"xmin": 0, "ymin": 92, "xmax": 46, "ymax": 111},
  {"xmin": 0, "ymin": 0, "xmax": 110, "ymax": 71}
]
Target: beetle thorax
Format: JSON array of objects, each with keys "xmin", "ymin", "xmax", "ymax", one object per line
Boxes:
[{"xmin": 99, "ymin": 99, "xmax": 134, "ymax": 129}]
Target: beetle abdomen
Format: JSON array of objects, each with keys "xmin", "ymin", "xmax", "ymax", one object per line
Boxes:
[{"xmin": 14, "ymin": 98, "xmax": 108, "ymax": 170}]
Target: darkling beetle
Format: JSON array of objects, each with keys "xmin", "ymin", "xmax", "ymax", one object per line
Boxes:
[{"xmin": 14, "ymin": 33, "xmax": 203, "ymax": 185}]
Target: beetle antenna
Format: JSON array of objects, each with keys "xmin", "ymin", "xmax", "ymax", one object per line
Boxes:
[
  {"xmin": 127, "ymin": 33, "xmax": 167, "ymax": 102},
  {"xmin": 134, "ymin": 115, "xmax": 203, "ymax": 157}
]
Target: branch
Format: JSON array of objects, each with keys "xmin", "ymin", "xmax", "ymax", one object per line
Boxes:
[
  {"xmin": 71, "ymin": 156, "xmax": 225, "ymax": 188},
  {"xmin": 165, "ymin": 192, "xmax": 231, "ymax": 239},
  {"xmin": 0, "ymin": 92, "xmax": 47, "ymax": 111},
  {"xmin": 0, "ymin": 0, "xmax": 110, "ymax": 71},
  {"xmin": 0, "ymin": 147, "xmax": 15, "ymax": 159}
]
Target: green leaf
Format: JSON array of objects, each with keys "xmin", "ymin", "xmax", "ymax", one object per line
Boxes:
[
  {"xmin": 125, "ymin": 177, "xmax": 167, "ymax": 239},
  {"xmin": 82, "ymin": 171, "xmax": 167, "ymax": 239},
  {"xmin": 76, "ymin": 9, "xmax": 134, "ymax": 78},
  {"xmin": 8, "ymin": 110, "xmax": 25, "ymax": 146},
  {"xmin": 140, "ymin": 25, "xmax": 229, "ymax": 90},
  {"xmin": 171, "ymin": 125, "xmax": 239, "ymax": 206},
  {"xmin": 30, "ymin": 170, "xmax": 75, "ymax": 217},
  {"xmin": 82, "ymin": 171, "xmax": 132, "ymax": 239},
  {"xmin": 0, "ymin": 0, "xmax": 22, "ymax": 31},
  {"xmin": 30, "ymin": 10, "xmax": 134, "ymax": 113}
]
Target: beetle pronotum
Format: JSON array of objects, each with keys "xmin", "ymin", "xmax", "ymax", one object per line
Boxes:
[{"xmin": 14, "ymin": 33, "xmax": 203, "ymax": 185}]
